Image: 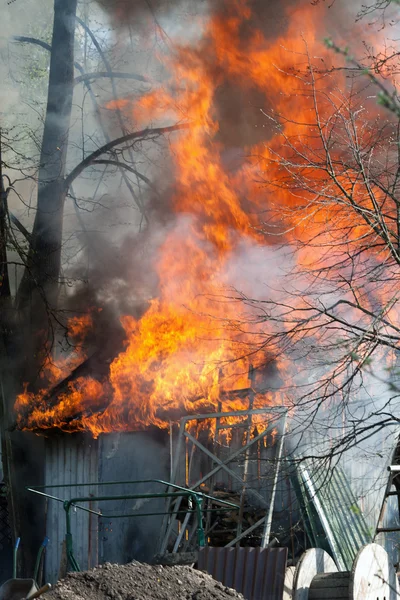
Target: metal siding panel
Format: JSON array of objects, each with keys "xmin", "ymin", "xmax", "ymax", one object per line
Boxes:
[
  {"xmin": 77, "ymin": 440, "xmax": 86, "ymax": 571},
  {"xmin": 44, "ymin": 435, "xmax": 98, "ymax": 584},
  {"xmin": 66, "ymin": 438, "xmax": 73, "ymax": 573},
  {"xmin": 259, "ymin": 548, "xmax": 271, "ymax": 599},
  {"xmin": 296, "ymin": 461, "xmax": 371, "ymax": 570},
  {"xmin": 215, "ymin": 547, "xmax": 225, "ymax": 583},
  {"xmin": 88, "ymin": 441, "xmax": 99, "ymax": 570},
  {"xmin": 330, "ymin": 470, "xmax": 363, "ymax": 568},
  {"xmin": 98, "ymin": 432, "xmax": 170, "ymax": 565},
  {"xmin": 242, "ymin": 548, "xmax": 255, "ymax": 599},
  {"xmin": 252, "ymin": 549, "xmax": 265, "ymax": 599},
  {"xmin": 233, "ymin": 547, "xmax": 245, "ymax": 592},
  {"xmin": 261, "ymin": 547, "xmax": 273, "ymax": 599},
  {"xmin": 74, "ymin": 440, "xmax": 82, "ymax": 571},
  {"xmin": 206, "ymin": 546, "xmax": 213, "ymax": 575},
  {"xmin": 224, "ymin": 548, "xmax": 236, "ymax": 588},
  {"xmin": 44, "ymin": 439, "xmax": 55, "ymax": 584},
  {"xmin": 197, "ymin": 547, "xmax": 287, "ymax": 600},
  {"xmin": 57, "ymin": 436, "xmax": 64, "ymax": 578},
  {"xmin": 55, "ymin": 437, "xmax": 62, "ymax": 582}
]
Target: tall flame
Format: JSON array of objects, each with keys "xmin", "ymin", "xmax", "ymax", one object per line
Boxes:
[{"xmin": 16, "ymin": 0, "xmax": 386, "ymax": 437}]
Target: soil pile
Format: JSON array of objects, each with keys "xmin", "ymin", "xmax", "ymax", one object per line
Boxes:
[{"xmin": 45, "ymin": 562, "xmax": 244, "ymax": 600}]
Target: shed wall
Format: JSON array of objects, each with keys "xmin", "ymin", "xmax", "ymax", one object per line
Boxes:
[
  {"xmin": 43, "ymin": 431, "xmax": 170, "ymax": 583},
  {"xmin": 44, "ymin": 434, "xmax": 98, "ymax": 584}
]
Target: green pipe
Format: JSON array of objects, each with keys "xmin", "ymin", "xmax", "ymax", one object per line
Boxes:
[
  {"xmin": 64, "ymin": 503, "xmax": 80, "ymax": 572},
  {"xmin": 66, "ymin": 491, "xmax": 203, "ymax": 507},
  {"xmin": 27, "ymin": 479, "xmax": 239, "ymax": 509},
  {"xmin": 87, "ymin": 508, "xmax": 234, "ymax": 519},
  {"xmin": 194, "ymin": 495, "xmax": 205, "ymax": 547},
  {"xmin": 45, "ymin": 502, "xmax": 235, "ymax": 521},
  {"xmin": 13, "ymin": 537, "xmax": 20, "ymax": 579},
  {"xmin": 33, "ymin": 537, "xmax": 49, "ymax": 583},
  {"xmin": 63, "ymin": 490, "xmax": 210, "ymax": 570},
  {"xmin": 28, "ymin": 479, "xmax": 240, "ymax": 572}
]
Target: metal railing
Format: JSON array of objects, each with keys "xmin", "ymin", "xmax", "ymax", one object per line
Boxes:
[{"xmin": 27, "ymin": 479, "xmax": 239, "ymax": 572}]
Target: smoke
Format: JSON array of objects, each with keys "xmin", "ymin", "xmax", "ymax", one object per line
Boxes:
[
  {"xmin": 59, "ymin": 0, "xmax": 383, "ymax": 384},
  {"xmin": 24, "ymin": 0, "xmax": 400, "ymax": 478},
  {"xmin": 6, "ymin": 0, "xmax": 400, "ymax": 573},
  {"xmin": 96, "ymin": 0, "xmax": 301, "ymax": 26}
]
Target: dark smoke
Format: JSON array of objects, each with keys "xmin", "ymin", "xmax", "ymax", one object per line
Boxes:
[
  {"xmin": 97, "ymin": 0, "xmax": 304, "ymax": 26},
  {"xmin": 66, "ymin": 0, "xmax": 349, "ymax": 346},
  {"xmin": 62, "ymin": 0, "xmax": 358, "ymax": 371}
]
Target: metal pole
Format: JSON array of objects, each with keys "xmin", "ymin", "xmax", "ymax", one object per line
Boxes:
[
  {"xmin": 177, "ymin": 407, "xmax": 286, "ymax": 424},
  {"xmin": 261, "ymin": 412, "xmax": 287, "ymax": 548},
  {"xmin": 188, "ymin": 427, "xmax": 274, "ymax": 497},
  {"xmin": 64, "ymin": 502, "xmax": 80, "ymax": 572},
  {"xmin": 169, "ymin": 421, "xmax": 173, "ymax": 482},
  {"xmin": 184, "ymin": 431, "xmax": 268, "ymax": 507},
  {"xmin": 158, "ymin": 418, "xmax": 187, "ymax": 554},
  {"xmin": 226, "ymin": 515, "xmax": 267, "ymax": 547},
  {"xmin": 172, "ymin": 511, "xmax": 191, "ymax": 553},
  {"xmin": 236, "ymin": 365, "xmax": 255, "ymax": 544}
]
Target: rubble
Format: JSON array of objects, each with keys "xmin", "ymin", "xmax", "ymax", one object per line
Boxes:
[
  {"xmin": 206, "ymin": 488, "xmax": 267, "ymax": 547},
  {"xmin": 45, "ymin": 562, "xmax": 244, "ymax": 600}
]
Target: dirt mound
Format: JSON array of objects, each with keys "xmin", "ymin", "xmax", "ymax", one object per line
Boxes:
[{"xmin": 45, "ymin": 562, "xmax": 244, "ymax": 600}]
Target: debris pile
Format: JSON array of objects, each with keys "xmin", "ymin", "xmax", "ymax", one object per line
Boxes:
[
  {"xmin": 46, "ymin": 562, "xmax": 244, "ymax": 600},
  {"xmin": 202, "ymin": 489, "xmax": 266, "ymax": 547}
]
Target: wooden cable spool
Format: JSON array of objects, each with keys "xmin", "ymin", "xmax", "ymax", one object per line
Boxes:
[
  {"xmin": 283, "ymin": 566, "xmax": 296, "ymax": 600},
  {"xmin": 293, "ymin": 544, "xmax": 400, "ymax": 600},
  {"xmin": 293, "ymin": 548, "xmax": 337, "ymax": 600}
]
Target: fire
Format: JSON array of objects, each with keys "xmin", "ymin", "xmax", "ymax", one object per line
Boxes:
[{"xmin": 15, "ymin": 1, "xmax": 394, "ymax": 437}]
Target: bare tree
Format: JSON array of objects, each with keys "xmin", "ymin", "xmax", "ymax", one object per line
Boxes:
[
  {"xmin": 239, "ymin": 48, "xmax": 400, "ymax": 464},
  {"xmin": 0, "ymin": 0, "xmax": 186, "ymax": 574}
]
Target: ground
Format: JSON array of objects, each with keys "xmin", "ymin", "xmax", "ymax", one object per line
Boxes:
[{"xmin": 45, "ymin": 562, "xmax": 244, "ymax": 600}]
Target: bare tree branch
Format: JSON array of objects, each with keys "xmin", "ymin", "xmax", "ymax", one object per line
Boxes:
[
  {"xmin": 74, "ymin": 71, "xmax": 150, "ymax": 85},
  {"xmin": 91, "ymin": 159, "xmax": 159, "ymax": 194},
  {"xmin": 11, "ymin": 35, "xmax": 51, "ymax": 52},
  {"xmin": 9, "ymin": 212, "xmax": 32, "ymax": 243},
  {"xmin": 64, "ymin": 123, "xmax": 189, "ymax": 190}
]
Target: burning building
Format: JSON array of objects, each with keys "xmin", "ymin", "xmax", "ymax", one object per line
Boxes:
[{"xmin": 3, "ymin": 0, "xmax": 400, "ymax": 589}]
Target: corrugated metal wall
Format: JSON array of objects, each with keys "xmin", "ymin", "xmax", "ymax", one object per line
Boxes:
[
  {"xmin": 294, "ymin": 461, "xmax": 372, "ymax": 570},
  {"xmin": 301, "ymin": 426, "xmax": 400, "ymax": 566},
  {"xmin": 198, "ymin": 546, "xmax": 288, "ymax": 600},
  {"xmin": 98, "ymin": 432, "xmax": 170, "ymax": 565},
  {"xmin": 44, "ymin": 434, "xmax": 98, "ymax": 584},
  {"xmin": 43, "ymin": 431, "xmax": 170, "ymax": 583}
]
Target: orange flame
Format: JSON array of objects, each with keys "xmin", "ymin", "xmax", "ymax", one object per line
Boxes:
[{"xmin": 16, "ymin": 1, "xmax": 391, "ymax": 437}]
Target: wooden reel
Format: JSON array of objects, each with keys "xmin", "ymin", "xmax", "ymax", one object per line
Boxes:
[
  {"xmin": 292, "ymin": 544, "xmax": 400, "ymax": 600},
  {"xmin": 293, "ymin": 548, "xmax": 337, "ymax": 600},
  {"xmin": 283, "ymin": 566, "xmax": 296, "ymax": 600}
]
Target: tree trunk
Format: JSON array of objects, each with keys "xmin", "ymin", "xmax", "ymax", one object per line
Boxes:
[
  {"xmin": 17, "ymin": 0, "xmax": 77, "ymax": 327},
  {"xmin": 3, "ymin": 0, "xmax": 78, "ymax": 577}
]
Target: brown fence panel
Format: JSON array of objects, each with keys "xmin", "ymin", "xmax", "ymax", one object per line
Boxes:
[{"xmin": 197, "ymin": 546, "xmax": 288, "ymax": 600}]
